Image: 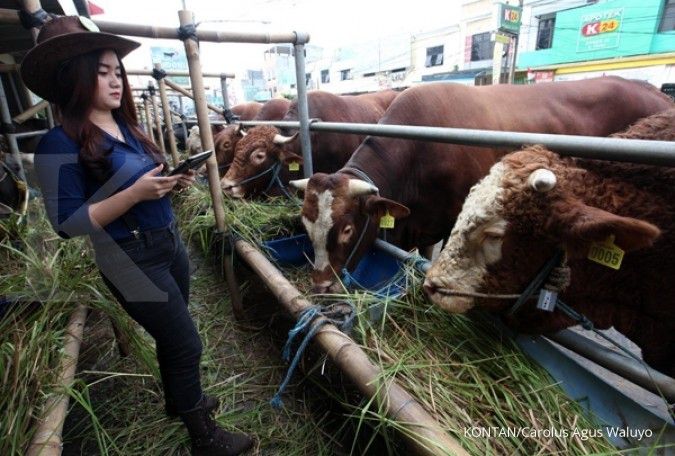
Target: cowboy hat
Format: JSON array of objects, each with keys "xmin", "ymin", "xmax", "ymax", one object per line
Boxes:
[{"xmin": 20, "ymin": 15, "xmax": 140, "ymax": 102}]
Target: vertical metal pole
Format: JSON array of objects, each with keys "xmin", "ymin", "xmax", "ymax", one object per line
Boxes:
[
  {"xmin": 293, "ymin": 40, "xmax": 313, "ymax": 177},
  {"xmin": 0, "ymin": 77, "xmax": 25, "ymax": 181},
  {"xmin": 148, "ymin": 82, "xmax": 166, "ymax": 154},
  {"xmin": 220, "ymin": 74, "xmax": 230, "ymax": 110},
  {"xmin": 178, "ymin": 94, "xmax": 184, "ymax": 115},
  {"xmin": 155, "ymin": 64, "xmax": 179, "ymax": 166},
  {"xmin": 178, "ymin": 9, "xmax": 244, "ymax": 319}
]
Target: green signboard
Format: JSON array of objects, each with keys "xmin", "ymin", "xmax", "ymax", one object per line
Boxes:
[
  {"xmin": 150, "ymin": 47, "xmax": 189, "ymax": 85},
  {"xmin": 497, "ymin": 3, "xmax": 522, "ymax": 35},
  {"xmin": 576, "ymin": 8, "xmax": 624, "ymax": 53}
]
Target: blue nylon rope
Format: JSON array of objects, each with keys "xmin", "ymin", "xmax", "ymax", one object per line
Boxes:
[{"xmin": 271, "ymin": 302, "xmax": 355, "ymax": 409}]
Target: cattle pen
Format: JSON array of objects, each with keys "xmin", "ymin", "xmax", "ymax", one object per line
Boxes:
[{"xmin": 1, "ymin": 2, "xmax": 674, "ymax": 456}]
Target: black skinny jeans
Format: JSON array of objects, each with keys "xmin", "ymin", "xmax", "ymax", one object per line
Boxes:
[{"xmin": 93, "ymin": 223, "xmax": 203, "ymax": 413}]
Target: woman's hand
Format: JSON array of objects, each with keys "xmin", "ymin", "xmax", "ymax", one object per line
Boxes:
[
  {"xmin": 175, "ymin": 169, "xmax": 197, "ymax": 192},
  {"xmin": 128, "ymin": 164, "xmax": 181, "ymax": 203}
]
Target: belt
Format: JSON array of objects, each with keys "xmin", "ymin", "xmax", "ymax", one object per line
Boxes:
[{"xmin": 92, "ymin": 221, "xmax": 176, "ymax": 248}]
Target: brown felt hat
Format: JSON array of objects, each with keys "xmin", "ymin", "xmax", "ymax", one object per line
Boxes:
[{"xmin": 20, "ymin": 15, "xmax": 140, "ymax": 102}]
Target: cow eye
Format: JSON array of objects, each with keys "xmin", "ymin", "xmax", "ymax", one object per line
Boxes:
[{"xmin": 250, "ymin": 148, "xmax": 266, "ymax": 164}]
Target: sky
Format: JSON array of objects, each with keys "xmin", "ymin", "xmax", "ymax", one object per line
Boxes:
[{"xmin": 92, "ymin": 0, "xmax": 461, "ymax": 79}]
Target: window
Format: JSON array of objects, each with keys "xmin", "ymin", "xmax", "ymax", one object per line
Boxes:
[
  {"xmin": 536, "ymin": 13, "xmax": 556, "ymax": 50},
  {"xmin": 340, "ymin": 69, "xmax": 352, "ymax": 81},
  {"xmin": 321, "ymin": 69, "xmax": 330, "ymax": 83},
  {"xmin": 425, "ymin": 45, "xmax": 444, "ymax": 67},
  {"xmin": 471, "ymin": 32, "xmax": 493, "ymax": 61},
  {"xmin": 363, "ymin": 72, "xmax": 376, "ymax": 77},
  {"xmin": 305, "ymin": 73, "xmax": 311, "ymax": 85},
  {"xmin": 660, "ymin": 0, "xmax": 675, "ymax": 32}
]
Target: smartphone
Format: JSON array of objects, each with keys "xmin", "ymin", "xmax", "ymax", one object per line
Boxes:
[{"xmin": 169, "ymin": 150, "xmax": 213, "ymax": 176}]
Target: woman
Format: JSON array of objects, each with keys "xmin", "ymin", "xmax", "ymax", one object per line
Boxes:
[{"xmin": 22, "ymin": 16, "xmax": 252, "ymax": 456}]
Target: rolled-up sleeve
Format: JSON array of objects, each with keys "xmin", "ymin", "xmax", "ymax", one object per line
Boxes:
[{"xmin": 34, "ymin": 131, "xmax": 96, "ymax": 239}]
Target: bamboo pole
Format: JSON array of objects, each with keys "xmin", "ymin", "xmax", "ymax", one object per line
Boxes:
[
  {"xmin": 142, "ymin": 95, "xmax": 155, "ymax": 144},
  {"xmin": 163, "ymin": 79, "xmax": 224, "ymax": 115},
  {"xmin": 12, "ymin": 99, "xmax": 49, "ymax": 124},
  {"xmin": 127, "ymin": 69, "xmax": 235, "ymax": 79},
  {"xmin": 234, "ymin": 240, "xmax": 468, "ymax": 456},
  {"xmin": 178, "ymin": 9, "xmax": 244, "ymax": 319},
  {"xmin": 26, "ymin": 305, "xmax": 89, "ymax": 456},
  {"xmin": 0, "ymin": 63, "xmax": 20, "ymax": 73},
  {"xmin": 155, "ymin": 64, "xmax": 180, "ymax": 166},
  {"xmin": 148, "ymin": 82, "xmax": 166, "ymax": 154}
]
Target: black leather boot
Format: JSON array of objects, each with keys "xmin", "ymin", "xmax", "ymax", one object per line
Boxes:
[
  {"xmin": 166, "ymin": 394, "xmax": 218, "ymax": 418},
  {"xmin": 179, "ymin": 396, "xmax": 253, "ymax": 456}
]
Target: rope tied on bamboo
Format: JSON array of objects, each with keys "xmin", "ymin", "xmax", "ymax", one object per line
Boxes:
[
  {"xmin": 177, "ymin": 23, "xmax": 199, "ymax": 45},
  {"xmin": 19, "ymin": 9, "xmax": 55, "ymax": 29},
  {"xmin": 270, "ymin": 301, "xmax": 355, "ymax": 409},
  {"xmin": 151, "ymin": 68, "xmax": 167, "ymax": 81}
]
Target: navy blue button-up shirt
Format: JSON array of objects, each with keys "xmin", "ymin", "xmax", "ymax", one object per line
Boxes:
[{"xmin": 35, "ymin": 121, "xmax": 174, "ymax": 242}]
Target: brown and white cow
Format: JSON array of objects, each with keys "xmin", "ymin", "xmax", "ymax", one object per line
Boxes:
[
  {"xmin": 221, "ymin": 89, "xmax": 398, "ymax": 198},
  {"xmin": 214, "ymin": 99, "xmax": 291, "ymax": 177},
  {"xmin": 289, "ymin": 78, "xmax": 673, "ymax": 294},
  {"xmin": 424, "ymin": 109, "xmax": 675, "ymax": 375}
]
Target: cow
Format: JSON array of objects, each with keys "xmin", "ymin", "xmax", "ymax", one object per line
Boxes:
[
  {"xmin": 230, "ymin": 101, "xmax": 262, "ymax": 121},
  {"xmin": 0, "ymin": 146, "xmax": 28, "ymax": 218},
  {"xmin": 287, "ymin": 77, "xmax": 674, "ymax": 294},
  {"xmin": 423, "ymin": 108, "xmax": 675, "ymax": 376},
  {"xmin": 220, "ymin": 89, "xmax": 398, "ymax": 198},
  {"xmin": 214, "ymin": 98, "xmax": 291, "ymax": 177}
]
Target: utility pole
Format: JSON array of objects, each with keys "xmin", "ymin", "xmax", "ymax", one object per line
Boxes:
[{"xmin": 508, "ymin": 0, "xmax": 524, "ymax": 84}]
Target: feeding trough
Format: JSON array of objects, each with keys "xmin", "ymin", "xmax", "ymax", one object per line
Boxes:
[{"xmin": 263, "ymin": 233, "xmax": 406, "ymax": 299}]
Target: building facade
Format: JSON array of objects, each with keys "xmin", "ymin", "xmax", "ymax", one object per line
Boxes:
[{"xmin": 518, "ymin": 0, "xmax": 675, "ymax": 87}]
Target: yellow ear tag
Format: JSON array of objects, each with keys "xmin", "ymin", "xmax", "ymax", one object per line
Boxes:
[
  {"xmin": 587, "ymin": 235, "xmax": 624, "ymax": 270},
  {"xmin": 288, "ymin": 162, "xmax": 300, "ymax": 171},
  {"xmin": 379, "ymin": 211, "xmax": 395, "ymax": 229}
]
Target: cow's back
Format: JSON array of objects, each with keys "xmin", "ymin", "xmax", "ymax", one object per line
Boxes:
[
  {"xmin": 347, "ymin": 78, "xmax": 673, "ymax": 250},
  {"xmin": 232, "ymin": 102, "xmax": 263, "ymax": 121},
  {"xmin": 254, "ymin": 98, "xmax": 291, "ymax": 121}
]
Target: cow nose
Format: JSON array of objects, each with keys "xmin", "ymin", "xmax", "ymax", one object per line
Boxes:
[
  {"xmin": 311, "ymin": 280, "xmax": 334, "ymax": 294},
  {"xmin": 423, "ymin": 277, "xmax": 441, "ymax": 296}
]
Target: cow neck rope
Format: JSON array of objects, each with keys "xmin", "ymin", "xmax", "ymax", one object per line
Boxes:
[
  {"xmin": 222, "ymin": 160, "xmax": 295, "ymax": 199},
  {"xmin": 339, "ymin": 167, "xmax": 377, "ymax": 286},
  {"xmin": 438, "ymin": 250, "xmax": 654, "ymax": 375}
]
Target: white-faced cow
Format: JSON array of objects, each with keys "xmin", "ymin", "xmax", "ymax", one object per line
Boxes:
[
  {"xmin": 214, "ymin": 99, "xmax": 291, "ymax": 177},
  {"xmin": 424, "ymin": 108, "xmax": 675, "ymax": 375},
  {"xmin": 221, "ymin": 89, "xmax": 398, "ymax": 198},
  {"xmin": 289, "ymin": 77, "xmax": 673, "ymax": 294}
]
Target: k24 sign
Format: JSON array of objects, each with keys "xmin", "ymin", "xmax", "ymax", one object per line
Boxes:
[{"xmin": 577, "ymin": 8, "xmax": 623, "ymax": 53}]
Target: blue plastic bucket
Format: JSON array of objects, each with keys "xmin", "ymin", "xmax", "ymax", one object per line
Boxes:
[{"xmin": 262, "ymin": 234, "xmax": 405, "ymax": 298}]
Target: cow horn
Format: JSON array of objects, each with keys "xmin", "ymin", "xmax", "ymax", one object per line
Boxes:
[
  {"xmin": 348, "ymin": 179, "xmax": 378, "ymax": 197},
  {"xmin": 528, "ymin": 169, "xmax": 557, "ymax": 192},
  {"xmin": 273, "ymin": 132, "xmax": 298, "ymax": 144},
  {"xmin": 288, "ymin": 178, "xmax": 309, "ymax": 191}
]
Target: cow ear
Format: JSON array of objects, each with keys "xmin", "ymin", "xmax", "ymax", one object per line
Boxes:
[
  {"xmin": 364, "ymin": 195, "xmax": 410, "ymax": 220},
  {"xmin": 278, "ymin": 148, "xmax": 303, "ymax": 165},
  {"xmin": 559, "ymin": 202, "xmax": 660, "ymax": 253}
]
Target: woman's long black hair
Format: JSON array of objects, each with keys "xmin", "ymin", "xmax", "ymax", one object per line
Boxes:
[{"xmin": 54, "ymin": 48, "xmax": 166, "ymax": 182}]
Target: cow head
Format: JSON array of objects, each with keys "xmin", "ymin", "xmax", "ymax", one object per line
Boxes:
[
  {"xmin": 290, "ymin": 173, "xmax": 409, "ymax": 293},
  {"xmin": 221, "ymin": 125, "xmax": 300, "ymax": 198},
  {"xmin": 214, "ymin": 124, "xmax": 246, "ymax": 177},
  {"xmin": 424, "ymin": 146, "xmax": 660, "ymax": 314}
]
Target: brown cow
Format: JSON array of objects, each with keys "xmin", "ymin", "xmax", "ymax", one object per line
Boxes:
[
  {"xmin": 221, "ymin": 89, "xmax": 398, "ymax": 198},
  {"xmin": 230, "ymin": 101, "xmax": 263, "ymax": 121},
  {"xmin": 289, "ymin": 77, "xmax": 673, "ymax": 294},
  {"xmin": 214, "ymin": 99, "xmax": 291, "ymax": 176},
  {"xmin": 424, "ymin": 109, "xmax": 675, "ymax": 375}
]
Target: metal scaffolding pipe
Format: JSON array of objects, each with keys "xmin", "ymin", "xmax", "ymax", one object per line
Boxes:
[
  {"xmin": 238, "ymin": 120, "xmax": 675, "ymax": 166},
  {"xmin": 220, "ymin": 75, "xmax": 230, "ymax": 110},
  {"xmin": 13, "ymin": 129, "xmax": 47, "ymax": 139},
  {"xmin": 234, "ymin": 239, "xmax": 467, "ymax": 456},
  {"xmin": 372, "ymin": 239, "xmax": 675, "ymax": 398},
  {"xmin": 0, "ymin": 77, "xmax": 25, "ymax": 181},
  {"xmin": 293, "ymin": 43, "xmax": 313, "ymax": 177},
  {"xmin": 547, "ymin": 330, "xmax": 675, "ymax": 403}
]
